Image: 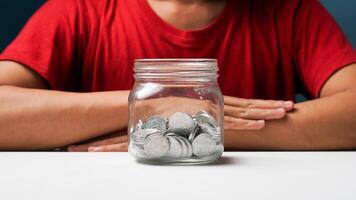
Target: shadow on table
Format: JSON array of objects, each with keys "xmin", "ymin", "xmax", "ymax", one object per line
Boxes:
[
  {"xmin": 136, "ymin": 155, "xmax": 240, "ymax": 166},
  {"xmin": 212, "ymin": 155, "xmax": 239, "ymax": 166}
]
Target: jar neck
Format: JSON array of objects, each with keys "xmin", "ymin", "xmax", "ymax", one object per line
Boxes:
[{"xmin": 134, "ymin": 59, "xmax": 219, "ymax": 83}]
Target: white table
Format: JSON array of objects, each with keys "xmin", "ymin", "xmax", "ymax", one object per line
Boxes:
[{"xmin": 0, "ymin": 152, "xmax": 355, "ymax": 200}]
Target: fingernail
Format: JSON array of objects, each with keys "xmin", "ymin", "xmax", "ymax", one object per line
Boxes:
[
  {"xmin": 276, "ymin": 108, "xmax": 286, "ymax": 113},
  {"xmin": 248, "ymin": 120, "xmax": 265, "ymax": 126},
  {"xmin": 256, "ymin": 120, "xmax": 265, "ymax": 124},
  {"xmin": 67, "ymin": 145, "xmax": 75, "ymax": 151},
  {"xmin": 88, "ymin": 147, "xmax": 100, "ymax": 152},
  {"xmin": 283, "ymin": 101, "xmax": 293, "ymax": 107}
]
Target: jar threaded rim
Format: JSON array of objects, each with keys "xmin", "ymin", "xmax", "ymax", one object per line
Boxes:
[{"xmin": 134, "ymin": 59, "xmax": 218, "ymax": 81}]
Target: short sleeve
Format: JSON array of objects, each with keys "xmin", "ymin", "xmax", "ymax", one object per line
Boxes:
[
  {"xmin": 294, "ymin": 0, "xmax": 356, "ymax": 98},
  {"xmin": 0, "ymin": 0, "xmax": 83, "ymax": 90}
]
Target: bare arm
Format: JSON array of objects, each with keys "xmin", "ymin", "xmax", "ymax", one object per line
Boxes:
[
  {"xmin": 0, "ymin": 61, "xmax": 129, "ymax": 150},
  {"xmin": 67, "ymin": 63, "xmax": 356, "ymax": 152},
  {"xmin": 225, "ymin": 63, "xmax": 356, "ymax": 150}
]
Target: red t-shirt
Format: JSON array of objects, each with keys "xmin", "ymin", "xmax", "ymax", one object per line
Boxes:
[{"xmin": 1, "ymin": 0, "xmax": 356, "ymax": 100}]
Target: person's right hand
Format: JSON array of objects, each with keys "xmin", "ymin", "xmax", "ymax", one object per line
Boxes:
[
  {"xmin": 134, "ymin": 95, "xmax": 294, "ymax": 131},
  {"xmin": 224, "ymin": 96, "xmax": 294, "ymax": 130}
]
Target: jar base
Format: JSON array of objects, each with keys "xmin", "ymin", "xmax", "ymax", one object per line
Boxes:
[{"xmin": 134, "ymin": 152, "xmax": 223, "ymax": 166}]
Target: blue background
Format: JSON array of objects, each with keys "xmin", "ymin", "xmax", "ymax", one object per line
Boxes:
[{"xmin": 0, "ymin": 0, "xmax": 355, "ymax": 51}]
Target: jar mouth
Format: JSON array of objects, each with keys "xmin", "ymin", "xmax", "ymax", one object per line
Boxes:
[
  {"xmin": 134, "ymin": 59, "xmax": 218, "ymax": 82},
  {"xmin": 135, "ymin": 58, "xmax": 217, "ymax": 63},
  {"xmin": 134, "ymin": 59, "xmax": 218, "ymax": 72}
]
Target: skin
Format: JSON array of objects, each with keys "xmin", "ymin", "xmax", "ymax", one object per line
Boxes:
[
  {"xmin": 0, "ymin": 63, "xmax": 129, "ymax": 150},
  {"xmin": 1, "ymin": 0, "xmax": 356, "ymax": 151}
]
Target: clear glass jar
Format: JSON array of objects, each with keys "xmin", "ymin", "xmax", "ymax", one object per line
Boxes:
[{"xmin": 128, "ymin": 59, "xmax": 224, "ymax": 165}]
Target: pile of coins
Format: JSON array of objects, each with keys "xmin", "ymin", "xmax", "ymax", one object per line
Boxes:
[{"xmin": 130, "ymin": 111, "xmax": 223, "ymax": 159}]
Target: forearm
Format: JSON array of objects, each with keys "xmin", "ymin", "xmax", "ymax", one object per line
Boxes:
[
  {"xmin": 225, "ymin": 89, "xmax": 356, "ymax": 150},
  {"xmin": 0, "ymin": 86, "xmax": 129, "ymax": 150}
]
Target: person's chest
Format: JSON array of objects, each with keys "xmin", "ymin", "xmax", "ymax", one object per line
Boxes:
[{"xmin": 81, "ymin": 0, "xmax": 296, "ymax": 100}]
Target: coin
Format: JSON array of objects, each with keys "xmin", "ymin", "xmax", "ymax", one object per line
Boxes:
[
  {"xmin": 179, "ymin": 136, "xmax": 193, "ymax": 157},
  {"xmin": 132, "ymin": 128, "xmax": 160, "ymax": 146},
  {"xmin": 188, "ymin": 122, "xmax": 199, "ymax": 142},
  {"xmin": 143, "ymin": 116, "xmax": 167, "ymax": 133},
  {"xmin": 166, "ymin": 136, "xmax": 183, "ymax": 158},
  {"xmin": 198, "ymin": 122, "xmax": 221, "ymax": 141},
  {"xmin": 129, "ymin": 143, "xmax": 146, "ymax": 157},
  {"xmin": 134, "ymin": 120, "xmax": 143, "ymax": 132},
  {"xmin": 144, "ymin": 134, "xmax": 170, "ymax": 158},
  {"xmin": 196, "ymin": 111, "xmax": 217, "ymax": 127},
  {"xmin": 165, "ymin": 132, "xmax": 179, "ymax": 137},
  {"xmin": 192, "ymin": 133, "xmax": 220, "ymax": 157},
  {"xmin": 216, "ymin": 142, "xmax": 224, "ymax": 154},
  {"xmin": 168, "ymin": 112, "xmax": 195, "ymax": 136},
  {"xmin": 131, "ymin": 111, "xmax": 223, "ymax": 160},
  {"xmin": 173, "ymin": 136, "xmax": 188, "ymax": 157}
]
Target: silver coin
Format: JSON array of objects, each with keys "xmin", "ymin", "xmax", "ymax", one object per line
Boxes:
[
  {"xmin": 172, "ymin": 136, "xmax": 188, "ymax": 158},
  {"xmin": 198, "ymin": 122, "xmax": 221, "ymax": 141},
  {"xmin": 129, "ymin": 143, "xmax": 146, "ymax": 158},
  {"xmin": 165, "ymin": 136, "xmax": 183, "ymax": 158},
  {"xmin": 196, "ymin": 111, "xmax": 217, "ymax": 127},
  {"xmin": 129, "ymin": 126, "xmax": 134, "ymax": 135},
  {"xmin": 168, "ymin": 112, "xmax": 195, "ymax": 136},
  {"xmin": 132, "ymin": 128, "xmax": 160, "ymax": 146},
  {"xmin": 144, "ymin": 134, "xmax": 170, "ymax": 158},
  {"xmin": 198, "ymin": 123, "xmax": 221, "ymax": 137},
  {"xmin": 192, "ymin": 133, "xmax": 220, "ymax": 157},
  {"xmin": 216, "ymin": 142, "xmax": 224, "ymax": 153},
  {"xmin": 179, "ymin": 136, "xmax": 193, "ymax": 157},
  {"xmin": 165, "ymin": 132, "xmax": 179, "ymax": 137},
  {"xmin": 134, "ymin": 120, "xmax": 143, "ymax": 132},
  {"xmin": 143, "ymin": 116, "xmax": 167, "ymax": 133},
  {"xmin": 188, "ymin": 122, "xmax": 199, "ymax": 142}
]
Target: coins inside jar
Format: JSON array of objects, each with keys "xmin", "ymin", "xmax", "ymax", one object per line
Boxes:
[{"xmin": 130, "ymin": 111, "xmax": 223, "ymax": 159}]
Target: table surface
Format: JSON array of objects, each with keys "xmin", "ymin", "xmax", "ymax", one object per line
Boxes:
[{"xmin": 0, "ymin": 152, "xmax": 355, "ymax": 200}]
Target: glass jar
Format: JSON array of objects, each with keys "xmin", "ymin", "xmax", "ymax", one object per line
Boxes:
[{"xmin": 128, "ymin": 59, "xmax": 224, "ymax": 165}]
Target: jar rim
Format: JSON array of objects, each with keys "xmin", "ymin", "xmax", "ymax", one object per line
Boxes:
[
  {"xmin": 134, "ymin": 58, "xmax": 218, "ymax": 82},
  {"xmin": 134, "ymin": 58, "xmax": 218, "ymax": 72},
  {"xmin": 135, "ymin": 58, "xmax": 217, "ymax": 63}
]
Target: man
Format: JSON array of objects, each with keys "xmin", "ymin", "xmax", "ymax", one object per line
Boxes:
[{"xmin": 0, "ymin": 0, "xmax": 355, "ymax": 151}]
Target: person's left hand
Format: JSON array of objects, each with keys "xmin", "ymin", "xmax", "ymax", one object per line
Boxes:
[{"xmin": 67, "ymin": 132, "xmax": 128, "ymax": 152}]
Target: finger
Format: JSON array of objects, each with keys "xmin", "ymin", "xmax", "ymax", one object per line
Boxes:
[
  {"xmin": 224, "ymin": 105, "xmax": 286, "ymax": 120},
  {"xmin": 86, "ymin": 135, "xmax": 128, "ymax": 147},
  {"xmin": 224, "ymin": 116, "xmax": 265, "ymax": 130},
  {"xmin": 68, "ymin": 135, "xmax": 128, "ymax": 152},
  {"xmin": 224, "ymin": 96, "xmax": 294, "ymax": 110},
  {"xmin": 88, "ymin": 142, "xmax": 128, "ymax": 152},
  {"xmin": 67, "ymin": 145, "xmax": 89, "ymax": 152}
]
